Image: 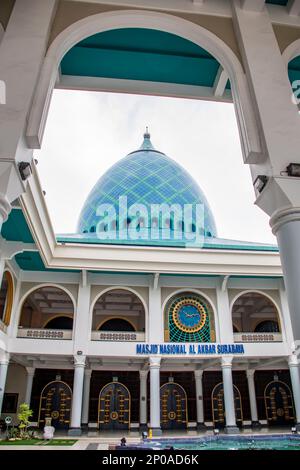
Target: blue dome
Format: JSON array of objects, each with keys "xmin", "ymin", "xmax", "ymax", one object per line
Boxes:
[{"xmin": 77, "ymin": 132, "xmax": 217, "ymax": 245}]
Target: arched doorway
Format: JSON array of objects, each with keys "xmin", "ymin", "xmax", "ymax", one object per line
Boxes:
[
  {"xmin": 160, "ymin": 382, "xmax": 188, "ymax": 430},
  {"xmin": 38, "ymin": 381, "xmax": 72, "ymax": 430},
  {"xmin": 98, "ymin": 382, "xmax": 131, "ymax": 430},
  {"xmin": 264, "ymin": 381, "xmax": 295, "ymax": 426},
  {"xmin": 211, "ymin": 383, "xmax": 243, "ymax": 428}
]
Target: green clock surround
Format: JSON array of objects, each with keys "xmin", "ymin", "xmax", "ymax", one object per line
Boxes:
[{"xmin": 166, "ymin": 293, "xmax": 214, "ymax": 343}]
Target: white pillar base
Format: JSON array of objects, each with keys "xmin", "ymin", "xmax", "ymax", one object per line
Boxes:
[
  {"xmin": 224, "ymin": 425, "xmax": 240, "ymax": 434},
  {"xmin": 151, "ymin": 427, "xmax": 162, "ymax": 436},
  {"xmin": 68, "ymin": 428, "xmax": 83, "ymax": 436}
]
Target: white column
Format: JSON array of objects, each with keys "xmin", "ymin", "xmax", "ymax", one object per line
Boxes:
[
  {"xmin": 149, "ymin": 357, "xmax": 161, "ymax": 435},
  {"xmin": 246, "ymin": 370, "xmax": 260, "ymax": 427},
  {"xmin": 0, "ymin": 258, "xmax": 5, "ymax": 288},
  {"xmin": 279, "ymin": 281, "xmax": 295, "ymax": 349},
  {"xmin": 289, "ymin": 356, "xmax": 300, "ymax": 429},
  {"xmin": 216, "ymin": 279, "xmax": 233, "ymax": 343},
  {"xmin": 0, "ymin": 352, "xmax": 10, "ymax": 415},
  {"xmin": 73, "ymin": 272, "xmax": 91, "ymax": 354},
  {"xmin": 272, "ymin": 216, "xmax": 300, "ymax": 344},
  {"xmin": 139, "ymin": 370, "xmax": 148, "ymax": 430},
  {"xmin": 8, "ymin": 276, "xmax": 21, "ymax": 338},
  {"xmin": 81, "ymin": 369, "xmax": 92, "ymax": 427},
  {"xmin": 69, "ymin": 356, "xmax": 85, "ymax": 436},
  {"xmin": 0, "ymin": 1, "xmax": 58, "ymax": 221},
  {"xmin": 232, "ymin": 0, "xmax": 300, "ymax": 174},
  {"xmin": 0, "ymin": 0, "xmax": 57, "ymax": 158},
  {"xmin": 194, "ymin": 369, "xmax": 206, "ymax": 429},
  {"xmin": 221, "ymin": 357, "xmax": 239, "ymax": 433},
  {"xmin": 24, "ymin": 367, "xmax": 35, "ymax": 406},
  {"xmin": 148, "ymin": 284, "xmax": 163, "ymax": 343}
]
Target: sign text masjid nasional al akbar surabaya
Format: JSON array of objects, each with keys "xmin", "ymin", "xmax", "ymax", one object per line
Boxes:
[{"xmin": 136, "ymin": 343, "xmax": 245, "ymax": 355}]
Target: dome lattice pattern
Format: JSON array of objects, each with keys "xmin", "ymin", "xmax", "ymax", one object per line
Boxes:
[{"xmin": 77, "ymin": 133, "xmax": 217, "ymax": 244}]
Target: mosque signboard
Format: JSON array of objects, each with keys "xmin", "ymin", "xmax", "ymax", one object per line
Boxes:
[{"xmin": 136, "ymin": 343, "xmax": 245, "ymax": 356}]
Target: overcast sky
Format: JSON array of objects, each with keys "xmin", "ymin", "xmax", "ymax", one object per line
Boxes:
[{"xmin": 35, "ymin": 89, "xmax": 276, "ymax": 245}]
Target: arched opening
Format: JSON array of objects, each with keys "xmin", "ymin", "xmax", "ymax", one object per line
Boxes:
[
  {"xmin": 44, "ymin": 316, "xmax": 73, "ymax": 330},
  {"xmin": 19, "ymin": 286, "xmax": 74, "ymax": 332},
  {"xmin": 24, "ymin": 11, "xmax": 269, "ymax": 261},
  {"xmin": 98, "ymin": 318, "xmax": 135, "ymax": 332},
  {"xmin": 164, "ymin": 291, "xmax": 216, "ymax": 343},
  {"xmin": 0, "ymin": 271, "xmax": 14, "ymax": 327},
  {"xmin": 27, "ymin": 10, "xmax": 260, "ymax": 167},
  {"xmin": 231, "ymin": 292, "xmax": 281, "ymax": 336},
  {"xmin": 92, "ymin": 289, "xmax": 145, "ymax": 339}
]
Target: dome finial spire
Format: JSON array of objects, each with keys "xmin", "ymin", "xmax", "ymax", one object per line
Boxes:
[
  {"xmin": 140, "ymin": 126, "xmax": 154, "ymax": 150},
  {"xmin": 144, "ymin": 126, "xmax": 150, "ymax": 139}
]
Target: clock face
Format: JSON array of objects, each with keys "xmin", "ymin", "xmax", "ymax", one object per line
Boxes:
[{"xmin": 172, "ymin": 298, "xmax": 206, "ymax": 333}]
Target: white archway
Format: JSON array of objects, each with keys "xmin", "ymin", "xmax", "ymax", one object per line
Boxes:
[
  {"xmin": 230, "ymin": 289, "xmax": 286, "ymax": 338},
  {"xmin": 15, "ymin": 283, "xmax": 76, "ymax": 335},
  {"xmin": 26, "ymin": 9, "xmax": 261, "ymax": 163},
  {"xmin": 90, "ymin": 285, "xmax": 148, "ymax": 339}
]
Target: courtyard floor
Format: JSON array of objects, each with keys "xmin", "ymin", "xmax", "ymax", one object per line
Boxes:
[{"xmin": 0, "ymin": 427, "xmax": 298, "ymax": 450}]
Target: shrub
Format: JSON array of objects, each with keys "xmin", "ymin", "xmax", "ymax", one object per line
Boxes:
[{"xmin": 17, "ymin": 403, "xmax": 33, "ymax": 439}]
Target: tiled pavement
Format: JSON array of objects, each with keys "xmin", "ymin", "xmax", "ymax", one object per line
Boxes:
[{"xmin": 0, "ymin": 427, "xmax": 297, "ymax": 450}]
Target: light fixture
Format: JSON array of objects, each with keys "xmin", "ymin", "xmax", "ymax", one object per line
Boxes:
[
  {"xmin": 253, "ymin": 175, "xmax": 268, "ymax": 194},
  {"xmin": 18, "ymin": 162, "xmax": 32, "ymax": 181},
  {"xmin": 287, "ymin": 163, "xmax": 300, "ymax": 177},
  {"xmin": 113, "ymin": 376, "xmax": 118, "ymax": 382}
]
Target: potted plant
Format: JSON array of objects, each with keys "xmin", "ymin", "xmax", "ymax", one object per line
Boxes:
[{"xmin": 17, "ymin": 403, "xmax": 33, "ymax": 439}]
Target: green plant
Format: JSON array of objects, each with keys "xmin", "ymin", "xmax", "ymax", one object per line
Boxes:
[
  {"xmin": 17, "ymin": 403, "xmax": 33, "ymax": 439},
  {"xmin": 7, "ymin": 426, "xmax": 18, "ymax": 440}
]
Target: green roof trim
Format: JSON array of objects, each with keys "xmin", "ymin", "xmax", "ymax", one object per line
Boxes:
[
  {"xmin": 14, "ymin": 251, "xmax": 80, "ymax": 273},
  {"xmin": 56, "ymin": 234, "xmax": 278, "ymax": 252},
  {"xmin": 1, "ymin": 208, "xmax": 34, "ymax": 243}
]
